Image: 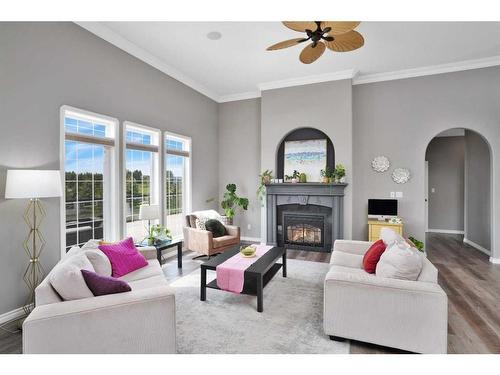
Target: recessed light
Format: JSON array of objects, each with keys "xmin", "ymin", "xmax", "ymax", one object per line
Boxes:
[{"xmin": 207, "ymin": 31, "xmax": 222, "ymax": 40}]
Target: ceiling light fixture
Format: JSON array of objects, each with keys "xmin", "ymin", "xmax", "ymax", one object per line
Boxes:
[{"xmin": 207, "ymin": 31, "xmax": 222, "ymax": 40}]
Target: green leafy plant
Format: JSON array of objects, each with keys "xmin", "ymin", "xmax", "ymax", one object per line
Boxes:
[
  {"xmin": 257, "ymin": 170, "xmax": 273, "ymax": 205},
  {"xmin": 299, "ymin": 173, "xmax": 307, "ymax": 183},
  {"xmin": 334, "ymin": 164, "xmax": 346, "ymax": 182},
  {"xmin": 408, "ymin": 236, "xmax": 424, "ymax": 252},
  {"xmin": 320, "ymin": 167, "xmax": 334, "ymax": 182},
  {"xmin": 143, "ymin": 224, "xmax": 171, "ymax": 246},
  {"xmin": 221, "ymin": 183, "xmax": 249, "ymax": 219},
  {"xmin": 285, "ymin": 170, "xmax": 300, "ymax": 181}
]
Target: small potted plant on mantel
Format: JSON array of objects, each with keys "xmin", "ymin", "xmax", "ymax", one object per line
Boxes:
[
  {"xmin": 334, "ymin": 164, "xmax": 346, "ymax": 183},
  {"xmin": 320, "ymin": 167, "xmax": 334, "ymax": 183},
  {"xmin": 257, "ymin": 169, "xmax": 272, "ymax": 205},
  {"xmin": 285, "ymin": 170, "xmax": 300, "ymax": 183}
]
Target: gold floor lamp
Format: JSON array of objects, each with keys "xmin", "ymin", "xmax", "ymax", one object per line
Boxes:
[{"xmin": 5, "ymin": 169, "xmax": 62, "ymax": 317}]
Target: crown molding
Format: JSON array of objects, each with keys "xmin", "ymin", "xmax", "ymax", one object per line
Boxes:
[
  {"xmin": 75, "ymin": 22, "xmax": 221, "ymax": 102},
  {"xmin": 353, "ymin": 55, "xmax": 500, "ymax": 85},
  {"xmin": 218, "ymin": 91, "xmax": 261, "ymax": 103},
  {"xmin": 258, "ymin": 69, "xmax": 358, "ymax": 92}
]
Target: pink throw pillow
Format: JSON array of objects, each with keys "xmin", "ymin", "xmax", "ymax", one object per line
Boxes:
[{"xmin": 98, "ymin": 237, "xmax": 148, "ymax": 278}]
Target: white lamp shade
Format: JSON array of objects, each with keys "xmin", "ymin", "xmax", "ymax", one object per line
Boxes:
[
  {"xmin": 5, "ymin": 169, "xmax": 62, "ymax": 199},
  {"xmin": 139, "ymin": 204, "xmax": 160, "ymax": 220}
]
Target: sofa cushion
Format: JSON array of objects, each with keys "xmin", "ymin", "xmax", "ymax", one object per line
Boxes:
[
  {"xmin": 118, "ymin": 260, "xmax": 162, "ymax": 283},
  {"xmin": 362, "ymin": 239, "xmax": 387, "ymax": 274},
  {"xmin": 81, "ymin": 269, "xmax": 131, "ymax": 296},
  {"xmin": 212, "ymin": 235, "xmax": 238, "ymax": 249},
  {"xmin": 49, "ymin": 253, "xmax": 95, "ymax": 301},
  {"xmin": 380, "ymin": 227, "xmax": 405, "ymax": 246},
  {"xmin": 127, "ymin": 274, "xmax": 168, "ymax": 291},
  {"xmin": 330, "ymin": 251, "xmax": 363, "ymax": 269},
  {"xmin": 376, "ymin": 241, "xmax": 424, "ymax": 281},
  {"xmin": 84, "ymin": 249, "xmax": 112, "ymax": 277},
  {"xmin": 98, "ymin": 237, "xmax": 148, "ymax": 278}
]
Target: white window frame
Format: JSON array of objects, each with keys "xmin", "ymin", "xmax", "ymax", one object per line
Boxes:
[
  {"xmin": 164, "ymin": 131, "xmax": 192, "ymax": 239},
  {"xmin": 122, "ymin": 121, "xmax": 162, "ymax": 239},
  {"xmin": 59, "ymin": 105, "xmax": 119, "ymax": 258}
]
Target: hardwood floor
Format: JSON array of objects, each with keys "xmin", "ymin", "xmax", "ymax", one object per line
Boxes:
[{"xmin": 1, "ymin": 233, "xmax": 499, "ymax": 354}]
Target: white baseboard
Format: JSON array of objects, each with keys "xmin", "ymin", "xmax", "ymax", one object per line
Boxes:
[
  {"xmin": 427, "ymin": 229, "xmax": 465, "ymax": 234},
  {"xmin": 463, "ymin": 238, "xmax": 491, "ymax": 256},
  {"xmin": 0, "ymin": 305, "xmax": 30, "ymax": 325},
  {"xmin": 241, "ymin": 236, "xmax": 262, "ymax": 243}
]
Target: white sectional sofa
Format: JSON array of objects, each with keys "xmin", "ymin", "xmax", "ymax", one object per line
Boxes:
[
  {"xmin": 23, "ymin": 246, "xmax": 176, "ymax": 354},
  {"xmin": 324, "ymin": 240, "xmax": 448, "ymax": 354}
]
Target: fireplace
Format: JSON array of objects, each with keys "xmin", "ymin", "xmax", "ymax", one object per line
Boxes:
[
  {"xmin": 283, "ymin": 213, "xmax": 325, "ymax": 248},
  {"xmin": 266, "ymin": 183, "xmax": 346, "ymax": 253}
]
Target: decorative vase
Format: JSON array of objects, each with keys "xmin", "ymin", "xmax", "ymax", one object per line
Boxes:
[
  {"xmin": 322, "ymin": 176, "xmax": 329, "ymax": 183},
  {"xmin": 291, "ymin": 178, "xmax": 298, "ymax": 183},
  {"xmin": 299, "ymin": 173, "xmax": 307, "ymax": 183}
]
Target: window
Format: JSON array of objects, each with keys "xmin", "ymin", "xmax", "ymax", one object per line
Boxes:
[
  {"xmin": 61, "ymin": 106, "xmax": 118, "ymax": 252},
  {"xmin": 124, "ymin": 122, "xmax": 160, "ymax": 241},
  {"xmin": 165, "ymin": 133, "xmax": 191, "ymax": 239}
]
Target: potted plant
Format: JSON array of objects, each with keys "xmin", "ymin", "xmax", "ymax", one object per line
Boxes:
[
  {"xmin": 299, "ymin": 172, "xmax": 307, "ymax": 183},
  {"xmin": 285, "ymin": 170, "xmax": 300, "ymax": 183},
  {"xmin": 221, "ymin": 183, "xmax": 249, "ymax": 224},
  {"xmin": 334, "ymin": 164, "xmax": 346, "ymax": 183},
  {"xmin": 257, "ymin": 169, "xmax": 273, "ymax": 205},
  {"xmin": 321, "ymin": 167, "xmax": 334, "ymax": 183},
  {"xmin": 143, "ymin": 224, "xmax": 172, "ymax": 246},
  {"xmin": 408, "ymin": 236, "xmax": 425, "ymax": 253}
]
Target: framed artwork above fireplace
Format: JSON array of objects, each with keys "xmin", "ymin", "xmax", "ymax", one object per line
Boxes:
[{"xmin": 277, "ymin": 127, "xmax": 334, "ymax": 182}]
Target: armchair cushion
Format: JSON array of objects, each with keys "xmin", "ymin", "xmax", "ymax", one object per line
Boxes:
[
  {"xmin": 205, "ymin": 219, "xmax": 226, "ymax": 238},
  {"xmin": 212, "ymin": 235, "xmax": 239, "ymax": 249}
]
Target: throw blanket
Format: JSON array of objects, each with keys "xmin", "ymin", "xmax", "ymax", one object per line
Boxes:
[{"xmin": 216, "ymin": 244, "xmax": 273, "ymax": 293}]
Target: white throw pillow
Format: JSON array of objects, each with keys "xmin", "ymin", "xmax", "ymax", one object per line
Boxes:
[
  {"xmin": 49, "ymin": 253, "xmax": 95, "ymax": 301},
  {"xmin": 84, "ymin": 249, "xmax": 112, "ymax": 277},
  {"xmin": 379, "ymin": 227, "xmax": 405, "ymax": 246},
  {"xmin": 81, "ymin": 239, "xmax": 101, "ymax": 250},
  {"xmin": 376, "ymin": 241, "xmax": 424, "ymax": 281},
  {"xmin": 63, "ymin": 245, "xmax": 82, "ymax": 260}
]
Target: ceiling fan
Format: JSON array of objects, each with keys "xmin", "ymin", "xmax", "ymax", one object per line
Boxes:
[{"xmin": 267, "ymin": 21, "xmax": 364, "ymax": 64}]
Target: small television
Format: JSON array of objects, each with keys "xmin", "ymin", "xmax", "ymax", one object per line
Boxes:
[{"xmin": 368, "ymin": 199, "xmax": 398, "ymax": 220}]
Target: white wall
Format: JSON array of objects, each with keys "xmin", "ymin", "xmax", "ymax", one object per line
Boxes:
[{"xmin": 218, "ymin": 99, "xmax": 261, "ymax": 239}]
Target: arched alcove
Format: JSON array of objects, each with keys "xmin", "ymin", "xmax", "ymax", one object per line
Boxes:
[
  {"xmin": 275, "ymin": 127, "xmax": 334, "ymax": 180},
  {"xmin": 424, "ymin": 127, "xmax": 493, "ymax": 255}
]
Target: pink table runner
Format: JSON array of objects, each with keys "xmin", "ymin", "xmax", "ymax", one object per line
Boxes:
[{"xmin": 216, "ymin": 244, "xmax": 273, "ymax": 293}]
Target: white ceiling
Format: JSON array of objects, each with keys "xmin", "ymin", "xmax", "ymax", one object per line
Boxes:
[{"xmin": 79, "ymin": 22, "xmax": 500, "ymax": 102}]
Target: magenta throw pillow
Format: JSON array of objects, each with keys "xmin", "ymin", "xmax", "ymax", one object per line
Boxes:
[
  {"xmin": 98, "ymin": 237, "xmax": 148, "ymax": 277},
  {"xmin": 81, "ymin": 269, "xmax": 132, "ymax": 296}
]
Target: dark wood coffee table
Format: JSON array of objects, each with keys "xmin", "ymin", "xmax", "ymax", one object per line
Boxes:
[{"xmin": 200, "ymin": 245, "xmax": 286, "ymax": 312}]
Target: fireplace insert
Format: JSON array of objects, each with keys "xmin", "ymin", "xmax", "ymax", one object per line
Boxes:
[{"xmin": 283, "ymin": 213, "xmax": 325, "ymax": 249}]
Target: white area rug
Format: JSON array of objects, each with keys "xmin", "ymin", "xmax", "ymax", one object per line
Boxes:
[{"xmin": 169, "ymin": 259, "xmax": 349, "ymax": 354}]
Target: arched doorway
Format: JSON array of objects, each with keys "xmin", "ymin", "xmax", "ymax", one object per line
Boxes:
[{"xmin": 424, "ymin": 127, "xmax": 492, "ymax": 256}]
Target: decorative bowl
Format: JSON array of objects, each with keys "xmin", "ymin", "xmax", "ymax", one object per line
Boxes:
[{"xmin": 240, "ymin": 245, "xmax": 257, "ymax": 257}]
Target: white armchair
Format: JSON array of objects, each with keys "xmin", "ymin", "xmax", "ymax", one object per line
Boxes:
[{"xmin": 324, "ymin": 240, "xmax": 448, "ymax": 354}]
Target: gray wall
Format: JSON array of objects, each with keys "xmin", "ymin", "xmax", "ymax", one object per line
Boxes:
[
  {"xmin": 353, "ymin": 66, "xmax": 500, "ymax": 260},
  {"xmin": 425, "ymin": 136, "xmax": 465, "ymax": 231},
  {"xmin": 260, "ymin": 80, "xmax": 353, "ymax": 240},
  {"xmin": 465, "ymin": 129, "xmax": 491, "ymax": 250},
  {"xmin": 0, "ymin": 22, "xmax": 219, "ymax": 316},
  {"xmin": 218, "ymin": 99, "xmax": 261, "ymax": 239}
]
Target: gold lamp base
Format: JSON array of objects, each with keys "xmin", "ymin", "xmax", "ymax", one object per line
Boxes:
[{"xmin": 22, "ymin": 198, "xmax": 46, "ymax": 316}]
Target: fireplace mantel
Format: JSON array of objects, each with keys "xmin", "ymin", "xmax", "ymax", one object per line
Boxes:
[{"xmin": 265, "ymin": 183, "xmax": 347, "ymax": 251}]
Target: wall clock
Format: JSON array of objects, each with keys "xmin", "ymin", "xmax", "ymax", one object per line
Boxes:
[
  {"xmin": 371, "ymin": 156, "xmax": 390, "ymax": 172},
  {"xmin": 392, "ymin": 168, "xmax": 411, "ymax": 184}
]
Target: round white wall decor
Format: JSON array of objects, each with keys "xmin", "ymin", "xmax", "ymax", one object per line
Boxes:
[
  {"xmin": 392, "ymin": 168, "xmax": 411, "ymax": 184},
  {"xmin": 372, "ymin": 156, "xmax": 390, "ymax": 172}
]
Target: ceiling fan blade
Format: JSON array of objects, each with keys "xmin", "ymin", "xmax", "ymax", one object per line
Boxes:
[
  {"xmin": 299, "ymin": 42, "xmax": 326, "ymax": 64},
  {"xmin": 266, "ymin": 38, "xmax": 306, "ymax": 51},
  {"xmin": 321, "ymin": 21, "xmax": 361, "ymax": 35},
  {"xmin": 325, "ymin": 30, "xmax": 364, "ymax": 52},
  {"xmin": 282, "ymin": 21, "xmax": 317, "ymax": 32}
]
